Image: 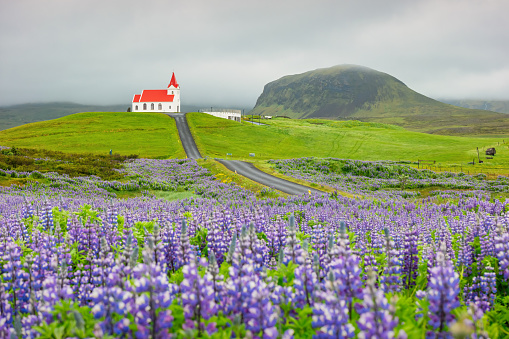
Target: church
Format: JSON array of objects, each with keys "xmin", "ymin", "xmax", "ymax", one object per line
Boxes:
[{"xmin": 132, "ymin": 73, "xmax": 180, "ymax": 113}]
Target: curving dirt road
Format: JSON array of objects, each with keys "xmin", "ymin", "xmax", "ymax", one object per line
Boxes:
[
  {"xmin": 215, "ymin": 159, "xmax": 324, "ymax": 195},
  {"xmin": 168, "ymin": 113, "xmax": 325, "ymax": 195}
]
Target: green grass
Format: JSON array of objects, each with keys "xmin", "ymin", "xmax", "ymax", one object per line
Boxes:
[
  {"xmin": 0, "ymin": 112, "xmax": 186, "ymax": 158},
  {"xmin": 187, "ymin": 113, "xmax": 509, "ymax": 174},
  {"xmin": 1, "ymin": 111, "xmax": 508, "ymax": 178},
  {"xmin": 151, "ymin": 190, "xmax": 200, "ymax": 201}
]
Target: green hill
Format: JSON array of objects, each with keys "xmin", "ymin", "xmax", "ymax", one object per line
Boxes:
[
  {"xmin": 250, "ymin": 65, "xmax": 509, "ymax": 136},
  {"xmin": 0, "ymin": 112, "xmax": 186, "ymax": 158},
  {"xmin": 0, "ymin": 112, "xmax": 507, "ymax": 173},
  {"xmin": 0, "ymin": 102, "xmax": 221, "ymax": 131},
  {"xmin": 187, "ymin": 113, "xmax": 508, "ymax": 168}
]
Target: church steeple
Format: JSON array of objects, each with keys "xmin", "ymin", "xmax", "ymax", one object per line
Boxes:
[{"xmin": 168, "ymin": 72, "xmax": 179, "ymax": 89}]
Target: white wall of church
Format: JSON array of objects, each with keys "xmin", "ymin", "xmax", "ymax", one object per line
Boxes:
[{"xmin": 132, "ymin": 102, "xmax": 179, "ymax": 113}]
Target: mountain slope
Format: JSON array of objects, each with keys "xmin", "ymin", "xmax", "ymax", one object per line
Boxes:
[{"xmin": 250, "ymin": 65, "xmax": 509, "ymax": 135}]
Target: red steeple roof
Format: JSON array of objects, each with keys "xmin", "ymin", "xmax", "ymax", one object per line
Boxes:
[{"xmin": 168, "ymin": 72, "xmax": 179, "ymax": 88}]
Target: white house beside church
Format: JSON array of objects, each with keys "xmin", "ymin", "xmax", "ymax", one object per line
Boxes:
[{"xmin": 132, "ymin": 73, "xmax": 180, "ymax": 113}]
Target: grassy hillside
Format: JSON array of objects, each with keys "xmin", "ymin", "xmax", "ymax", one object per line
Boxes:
[
  {"xmin": 187, "ymin": 113, "xmax": 508, "ymax": 170},
  {"xmin": 250, "ymin": 65, "xmax": 509, "ymax": 136},
  {"xmin": 0, "ymin": 112, "xmax": 186, "ymax": 158},
  {"xmin": 0, "ymin": 102, "xmax": 227, "ymax": 131}
]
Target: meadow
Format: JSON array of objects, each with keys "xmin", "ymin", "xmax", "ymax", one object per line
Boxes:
[
  {"xmin": 187, "ymin": 113, "xmax": 509, "ymax": 174},
  {"xmin": 1, "ymin": 112, "xmax": 509, "ymax": 338},
  {"xmin": 0, "ymin": 112, "xmax": 186, "ymax": 159},
  {"xmin": 1, "ymin": 112, "xmax": 508, "ymax": 176}
]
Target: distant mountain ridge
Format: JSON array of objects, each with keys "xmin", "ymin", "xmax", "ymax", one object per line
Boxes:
[
  {"xmin": 0, "ymin": 102, "xmax": 127, "ymax": 131},
  {"xmin": 250, "ymin": 65, "xmax": 509, "ymax": 135},
  {"xmin": 437, "ymin": 99, "xmax": 509, "ymax": 114}
]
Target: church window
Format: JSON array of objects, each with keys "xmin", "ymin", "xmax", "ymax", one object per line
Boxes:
[
  {"xmin": 158, "ymin": 103, "xmax": 162, "ymax": 110},
  {"xmin": 143, "ymin": 103, "xmax": 147, "ymax": 110},
  {"xmin": 151, "ymin": 103, "xmax": 154, "ymax": 110},
  {"xmin": 135, "ymin": 105, "xmax": 138, "ymax": 110}
]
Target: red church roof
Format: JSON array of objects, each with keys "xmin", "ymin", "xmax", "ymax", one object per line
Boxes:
[
  {"xmin": 168, "ymin": 72, "xmax": 179, "ymax": 88},
  {"xmin": 132, "ymin": 90, "xmax": 175, "ymax": 103}
]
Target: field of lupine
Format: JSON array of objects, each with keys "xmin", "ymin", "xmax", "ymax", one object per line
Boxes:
[
  {"xmin": 269, "ymin": 158, "xmax": 509, "ymax": 199},
  {"xmin": 0, "ymin": 155, "xmax": 509, "ymax": 338}
]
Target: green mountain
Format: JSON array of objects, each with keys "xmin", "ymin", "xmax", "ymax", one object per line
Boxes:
[{"xmin": 250, "ymin": 65, "xmax": 509, "ymax": 135}]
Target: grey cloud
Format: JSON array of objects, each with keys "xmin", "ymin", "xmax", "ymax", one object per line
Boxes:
[{"xmin": 1, "ymin": 0, "xmax": 508, "ymax": 107}]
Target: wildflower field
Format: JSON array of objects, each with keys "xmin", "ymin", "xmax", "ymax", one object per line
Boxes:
[{"xmin": 0, "ymin": 151, "xmax": 508, "ymax": 338}]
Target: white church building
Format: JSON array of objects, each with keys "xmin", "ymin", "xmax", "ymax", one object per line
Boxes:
[{"xmin": 132, "ymin": 73, "xmax": 180, "ymax": 113}]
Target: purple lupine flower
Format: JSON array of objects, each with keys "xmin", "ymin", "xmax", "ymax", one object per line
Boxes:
[
  {"xmin": 225, "ymin": 232, "xmax": 237, "ymax": 265},
  {"xmin": 380, "ymin": 227, "xmax": 401, "ymax": 293},
  {"xmin": 426, "ymin": 248, "xmax": 460, "ymax": 338},
  {"xmin": 3, "ymin": 243, "xmax": 29, "ymax": 316},
  {"xmin": 177, "ymin": 219, "xmax": 194, "ymax": 269},
  {"xmin": 325, "ymin": 239, "xmax": 363, "ymax": 320},
  {"xmin": 0, "ymin": 284, "xmax": 12, "ymax": 327},
  {"xmin": 205, "ymin": 250, "xmax": 225, "ymax": 307},
  {"xmin": 247, "ymin": 222, "xmax": 269, "ymax": 270},
  {"xmin": 362, "ymin": 254, "xmax": 378, "ymax": 286},
  {"xmin": 91, "ymin": 238, "xmax": 115, "ymax": 288},
  {"xmin": 71, "ymin": 260, "xmax": 95, "ymax": 306},
  {"xmin": 19, "ymin": 313, "xmax": 42, "ymax": 339},
  {"xmin": 181, "ymin": 259, "xmax": 217, "ymax": 337},
  {"xmin": 293, "ymin": 240, "xmax": 318, "ymax": 308},
  {"xmin": 39, "ymin": 274, "xmax": 74, "ymax": 323},
  {"xmin": 457, "ymin": 233, "xmax": 474, "ymax": 277},
  {"xmin": 494, "ymin": 224, "xmax": 509, "ymax": 280},
  {"xmin": 130, "ymin": 262, "xmax": 175, "ymax": 339},
  {"xmin": 476, "ymin": 265, "xmax": 497, "ymax": 312},
  {"xmin": 207, "ymin": 219, "xmax": 228, "ymax": 265},
  {"xmin": 313, "ymin": 271, "xmax": 355, "ymax": 338},
  {"xmin": 357, "ymin": 270, "xmax": 398, "ymax": 339},
  {"xmin": 90, "ymin": 286, "xmax": 133, "ymax": 336},
  {"xmin": 402, "ymin": 228, "xmax": 419, "ymax": 290},
  {"xmin": 243, "ymin": 275, "xmax": 278, "ymax": 339},
  {"xmin": 283, "ymin": 215, "xmax": 304, "ymax": 266},
  {"xmin": 39, "ymin": 198, "xmax": 54, "ymax": 231}
]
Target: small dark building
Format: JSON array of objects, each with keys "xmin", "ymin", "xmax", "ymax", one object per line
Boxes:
[{"xmin": 485, "ymin": 148, "xmax": 496, "ymax": 156}]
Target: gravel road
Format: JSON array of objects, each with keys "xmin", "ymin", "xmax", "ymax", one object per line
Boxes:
[
  {"xmin": 169, "ymin": 113, "xmax": 325, "ymax": 195},
  {"xmin": 167, "ymin": 113, "xmax": 202, "ymax": 159},
  {"xmin": 216, "ymin": 159, "xmax": 325, "ymax": 196}
]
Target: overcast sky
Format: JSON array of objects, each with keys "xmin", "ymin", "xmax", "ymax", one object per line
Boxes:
[{"xmin": 1, "ymin": 0, "xmax": 508, "ymax": 108}]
